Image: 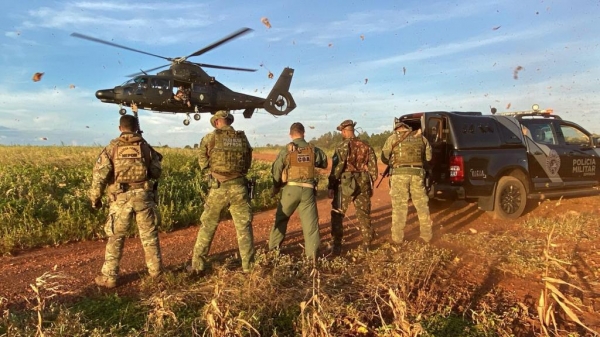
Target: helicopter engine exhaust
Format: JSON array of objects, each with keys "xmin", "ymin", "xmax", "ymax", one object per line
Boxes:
[{"xmin": 264, "ymin": 67, "xmax": 296, "ymax": 116}]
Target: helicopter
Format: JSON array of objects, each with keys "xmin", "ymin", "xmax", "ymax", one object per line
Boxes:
[{"xmin": 71, "ymin": 27, "xmax": 296, "ymax": 125}]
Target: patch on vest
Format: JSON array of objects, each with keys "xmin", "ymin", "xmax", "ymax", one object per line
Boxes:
[{"xmin": 116, "ymin": 145, "xmax": 142, "ymax": 159}]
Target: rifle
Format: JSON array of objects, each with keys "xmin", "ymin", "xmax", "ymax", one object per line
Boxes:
[
  {"xmin": 376, "ymin": 166, "xmax": 390, "ymax": 188},
  {"xmin": 132, "ymin": 104, "xmax": 143, "ymax": 134},
  {"xmin": 246, "ymin": 176, "xmax": 257, "ymax": 200}
]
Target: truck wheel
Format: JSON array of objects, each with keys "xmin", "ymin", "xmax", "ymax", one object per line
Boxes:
[{"xmin": 493, "ymin": 176, "xmax": 526, "ymax": 220}]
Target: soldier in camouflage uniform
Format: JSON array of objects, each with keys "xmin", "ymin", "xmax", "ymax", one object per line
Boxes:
[
  {"xmin": 269, "ymin": 122, "xmax": 328, "ymax": 259},
  {"xmin": 328, "ymin": 120, "xmax": 378, "ymax": 254},
  {"xmin": 381, "ymin": 120, "xmax": 433, "ymax": 244},
  {"xmin": 90, "ymin": 115, "xmax": 163, "ymax": 288},
  {"xmin": 189, "ymin": 110, "xmax": 254, "ymax": 274}
]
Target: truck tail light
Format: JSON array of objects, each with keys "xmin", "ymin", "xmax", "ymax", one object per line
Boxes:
[{"xmin": 449, "ymin": 155, "xmax": 464, "ymax": 183}]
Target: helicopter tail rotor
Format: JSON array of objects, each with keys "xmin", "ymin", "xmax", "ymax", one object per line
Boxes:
[{"xmin": 264, "ymin": 67, "xmax": 296, "ymax": 116}]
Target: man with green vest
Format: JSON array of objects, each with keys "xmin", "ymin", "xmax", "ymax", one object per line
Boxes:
[
  {"xmin": 328, "ymin": 120, "xmax": 378, "ymax": 255},
  {"xmin": 269, "ymin": 122, "xmax": 328, "ymax": 259},
  {"xmin": 381, "ymin": 120, "xmax": 433, "ymax": 244},
  {"xmin": 189, "ymin": 110, "xmax": 255, "ymax": 274}
]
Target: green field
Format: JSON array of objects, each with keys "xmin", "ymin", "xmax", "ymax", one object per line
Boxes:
[{"xmin": 0, "ymin": 146, "xmax": 310, "ymax": 255}]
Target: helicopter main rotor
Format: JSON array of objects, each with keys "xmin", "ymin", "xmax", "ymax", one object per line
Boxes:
[{"xmin": 70, "ymin": 27, "xmax": 257, "ymax": 77}]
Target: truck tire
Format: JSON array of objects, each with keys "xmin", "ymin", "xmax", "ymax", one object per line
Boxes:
[{"xmin": 493, "ymin": 176, "xmax": 526, "ymax": 220}]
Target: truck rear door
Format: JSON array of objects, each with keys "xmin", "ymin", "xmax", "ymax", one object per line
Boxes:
[{"xmin": 423, "ymin": 113, "xmax": 450, "ymax": 183}]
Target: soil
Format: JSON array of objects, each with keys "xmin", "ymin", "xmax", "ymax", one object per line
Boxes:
[{"xmin": 1, "ymin": 152, "xmax": 599, "ymax": 330}]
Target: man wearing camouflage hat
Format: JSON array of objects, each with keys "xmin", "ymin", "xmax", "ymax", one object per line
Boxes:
[
  {"xmin": 269, "ymin": 122, "xmax": 328, "ymax": 259},
  {"xmin": 90, "ymin": 114, "xmax": 164, "ymax": 288},
  {"xmin": 189, "ymin": 110, "xmax": 255, "ymax": 274},
  {"xmin": 327, "ymin": 120, "xmax": 378, "ymax": 255},
  {"xmin": 381, "ymin": 119, "xmax": 433, "ymax": 245}
]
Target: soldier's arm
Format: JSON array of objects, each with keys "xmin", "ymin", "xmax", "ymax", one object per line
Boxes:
[
  {"xmin": 244, "ymin": 136, "xmax": 253, "ymax": 173},
  {"xmin": 328, "ymin": 148, "xmax": 343, "ymax": 189},
  {"xmin": 368, "ymin": 146, "xmax": 378, "ymax": 183},
  {"xmin": 423, "ymin": 136, "xmax": 432, "ymax": 162},
  {"xmin": 148, "ymin": 146, "xmax": 163, "ymax": 180},
  {"xmin": 89, "ymin": 146, "xmax": 113, "ymax": 201},
  {"xmin": 198, "ymin": 134, "xmax": 212, "ymax": 171},
  {"xmin": 314, "ymin": 147, "xmax": 328, "ymax": 169},
  {"xmin": 380, "ymin": 136, "xmax": 393, "ymax": 165},
  {"xmin": 271, "ymin": 149, "xmax": 287, "ymax": 188}
]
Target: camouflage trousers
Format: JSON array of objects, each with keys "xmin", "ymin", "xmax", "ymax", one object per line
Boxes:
[
  {"xmin": 101, "ymin": 189, "xmax": 162, "ymax": 279},
  {"xmin": 389, "ymin": 173, "xmax": 432, "ymax": 243},
  {"xmin": 330, "ymin": 179, "xmax": 373, "ymax": 248},
  {"xmin": 269, "ymin": 185, "xmax": 320, "ymax": 258},
  {"xmin": 192, "ymin": 178, "xmax": 255, "ymax": 271}
]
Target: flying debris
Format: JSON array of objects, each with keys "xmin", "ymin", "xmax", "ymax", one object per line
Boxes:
[
  {"xmin": 309, "ymin": 126, "xmax": 315, "ymax": 129},
  {"xmin": 402, "ymin": 67, "xmax": 406, "ymax": 75},
  {"xmin": 360, "ymin": 35, "xmax": 364, "ymax": 41},
  {"xmin": 40, "ymin": 137, "xmax": 48, "ymax": 141},
  {"xmin": 328, "ymin": 43, "xmax": 333, "ymax": 47},
  {"xmin": 69, "ymin": 84, "xmax": 76, "ymax": 89},
  {"xmin": 261, "ymin": 17, "xmax": 272, "ymax": 29},
  {"xmin": 364, "ymin": 78, "xmax": 368, "ymax": 85},
  {"xmin": 506, "ymin": 102, "xmax": 512, "ymax": 109},
  {"xmin": 268, "ymin": 71, "xmax": 274, "ymax": 79},
  {"xmin": 492, "ymin": 26, "xmax": 501, "ymax": 30},
  {"xmin": 513, "ymin": 66, "xmax": 523, "ymax": 79},
  {"xmin": 32, "ymin": 72, "xmax": 44, "ymax": 82}
]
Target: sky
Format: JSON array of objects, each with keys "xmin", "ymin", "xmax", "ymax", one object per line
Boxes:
[{"xmin": 1, "ymin": 0, "xmax": 599, "ymax": 148}]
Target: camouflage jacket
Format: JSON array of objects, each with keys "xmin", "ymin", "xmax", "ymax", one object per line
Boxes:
[
  {"xmin": 89, "ymin": 132, "xmax": 162, "ymax": 201},
  {"xmin": 328, "ymin": 137, "xmax": 378, "ymax": 189},
  {"xmin": 272, "ymin": 138, "xmax": 328, "ymax": 189},
  {"xmin": 380, "ymin": 130, "xmax": 432, "ymax": 168},
  {"xmin": 198, "ymin": 125, "xmax": 252, "ymax": 182}
]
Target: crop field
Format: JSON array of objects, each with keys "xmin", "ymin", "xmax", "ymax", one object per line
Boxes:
[
  {"xmin": 1, "ymin": 145, "xmax": 599, "ymax": 336},
  {"xmin": 0, "ymin": 146, "xmax": 307, "ymax": 255}
]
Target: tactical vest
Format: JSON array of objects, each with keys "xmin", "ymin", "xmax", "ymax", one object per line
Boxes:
[
  {"xmin": 284, "ymin": 143, "xmax": 315, "ymax": 181},
  {"xmin": 113, "ymin": 141, "xmax": 151, "ymax": 184},
  {"xmin": 345, "ymin": 138, "xmax": 370, "ymax": 172},
  {"xmin": 209, "ymin": 129, "xmax": 250, "ymax": 175},
  {"xmin": 391, "ymin": 133, "xmax": 424, "ymax": 167}
]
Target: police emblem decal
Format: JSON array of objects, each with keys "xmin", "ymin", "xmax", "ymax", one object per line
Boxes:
[{"xmin": 546, "ymin": 149, "xmax": 561, "ymax": 176}]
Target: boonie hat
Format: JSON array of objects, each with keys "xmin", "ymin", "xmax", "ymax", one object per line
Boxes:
[
  {"xmin": 336, "ymin": 119, "xmax": 357, "ymax": 131},
  {"xmin": 210, "ymin": 110, "xmax": 234, "ymax": 128}
]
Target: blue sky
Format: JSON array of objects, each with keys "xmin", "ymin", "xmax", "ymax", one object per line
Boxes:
[{"xmin": 1, "ymin": 0, "xmax": 599, "ymax": 147}]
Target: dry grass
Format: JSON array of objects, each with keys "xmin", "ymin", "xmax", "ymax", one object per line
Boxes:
[{"xmin": 537, "ymin": 224, "xmax": 599, "ymax": 336}]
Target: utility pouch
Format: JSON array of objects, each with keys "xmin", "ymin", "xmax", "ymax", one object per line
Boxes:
[
  {"xmin": 340, "ymin": 172, "xmax": 358, "ymax": 196},
  {"xmin": 104, "ymin": 213, "xmax": 115, "ymax": 236},
  {"xmin": 209, "ymin": 175, "xmax": 221, "ymax": 189}
]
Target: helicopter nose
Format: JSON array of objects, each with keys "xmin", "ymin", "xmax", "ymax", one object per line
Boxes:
[{"xmin": 95, "ymin": 89, "xmax": 114, "ymax": 101}]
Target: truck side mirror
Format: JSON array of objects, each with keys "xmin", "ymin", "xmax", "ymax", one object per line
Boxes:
[{"xmin": 594, "ymin": 137, "xmax": 600, "ymax": 147}]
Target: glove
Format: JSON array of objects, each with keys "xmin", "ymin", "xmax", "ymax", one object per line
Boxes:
[
  {"xmin": 272, "ymin": 186, "xmax": 281, "ymax": 197},
  {"xmin": 91, "ymin": 198, "xmax": 102, "ymax": 210}
]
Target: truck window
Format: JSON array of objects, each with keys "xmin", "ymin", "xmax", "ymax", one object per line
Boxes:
[
  {"xmin": 521, "ymin": 121, "xmax": 556, "ymax": 145},
  {"xmin": 428, "ymin": 118, "xmax": 442, "ymax": 143},
  {"xmin": 560, "ymin": 124, "xmax": 590, "ymax": 147}
]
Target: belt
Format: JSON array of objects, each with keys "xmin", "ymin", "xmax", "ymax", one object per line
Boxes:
[
  {"xmin": 119, "ymin": 182, "xmax": 148, "ymax": 191},
  {"xmin": 396, "ymin": 165, "xmax": 422, "ymax": 168},
  {"xmin": 286, "ymin": 182, "xmax": 315, "ymax": 188}
]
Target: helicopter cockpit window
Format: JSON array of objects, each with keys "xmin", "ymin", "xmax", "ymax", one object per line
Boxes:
[{"xmin": 151, "ymin": 78, "xmax": 170, "ymax": 90}]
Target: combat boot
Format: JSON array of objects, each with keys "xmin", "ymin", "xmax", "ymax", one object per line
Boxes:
[
  {"xmin": 94, "ymin": 275, "xmax": 117, "ymax": 289},
  {"xmin": 331, "ymin": 243, "xmax": 342, "ymax": 257}
]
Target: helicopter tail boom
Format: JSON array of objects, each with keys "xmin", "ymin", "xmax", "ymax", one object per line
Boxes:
[{"xmin": 264, "ymin": 67, "xmax": 296, "ymax": 116}]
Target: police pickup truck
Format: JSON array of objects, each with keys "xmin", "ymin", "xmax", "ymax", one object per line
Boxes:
[{"xmin": 398, "ymin": 104, "xmax": 600, "ymax": 219}]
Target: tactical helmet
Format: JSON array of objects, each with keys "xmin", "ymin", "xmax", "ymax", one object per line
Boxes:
[
  {"xmin": 336, "ymin": 119, "xmax": 357, "ymax": 131},
  {"xmin": 210, "ymin": 110, "xmax": 234, "ymax": 128},
  {"xmin": 393, "ymin": 117, "xmax": 411, "ymax": 130}
]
